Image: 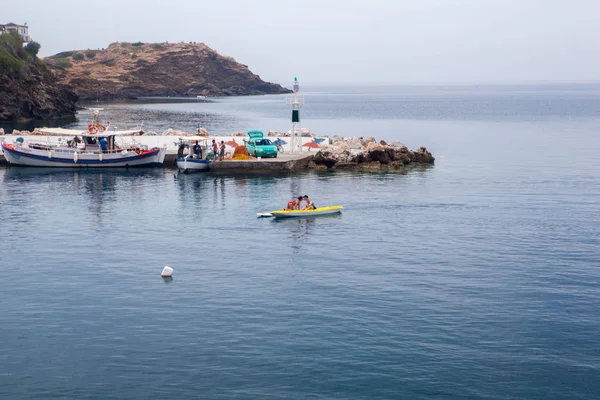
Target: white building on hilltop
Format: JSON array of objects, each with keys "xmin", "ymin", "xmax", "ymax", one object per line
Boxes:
[{"xmin": 0, "ymin": 22, "xmax": 30, "ymax": 42}]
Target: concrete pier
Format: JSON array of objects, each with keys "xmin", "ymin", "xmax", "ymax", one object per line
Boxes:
[
  {"xmin": 210, "ymin": 153, "xmax": 314, "ymax": 173},
  {"xmin": 0, "ymin": 151, "xmax": 316, "ymax": 172},
  {"xmin": 0, "ymin": 134, "xmax": 326, "ymax": 171}
]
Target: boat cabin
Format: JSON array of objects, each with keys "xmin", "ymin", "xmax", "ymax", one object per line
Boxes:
[
  {"xmin": 82, "ymin": 134, "xmax": 116, "ymax": 152},
  {"xmin": 177, "ymin": 136, "xmax": 209, "ymax": 159}
]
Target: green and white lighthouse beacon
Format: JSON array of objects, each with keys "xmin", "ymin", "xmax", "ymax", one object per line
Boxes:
[{"xmin": 286, "ymin": 77, "xmax": 304, "ymax": 153}]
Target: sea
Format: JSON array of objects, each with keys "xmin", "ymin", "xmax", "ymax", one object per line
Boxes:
[{"xmin": 1, "ymin": 84, "xmax": 599, "ymax": 399}]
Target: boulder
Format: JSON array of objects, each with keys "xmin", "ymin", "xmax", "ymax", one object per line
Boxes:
[
  {"xmin": 366, "ymin": 142, "xmax": 381, "ymax": 151},
  {"xmin": 361, "ymin": 136, "xmax": 377, "ymax": 147},
  {"xmin": 332, "ymin": 135, "xmax": 345, "ymax": 144},
  {"xmin": 387, "ymin": 161, "xmax": 405, "ymax": 169},
  {"xmin": 393, "ymin": 152, "xmax": 412, "ymax": 165},
  {"xmin": 368, "ymin": 149, "xmax": 392, "ymax": 164},
  {"xmin": 356, "ymin": 152, "xmax": 371, "ymax": 163},
  {"xmin": 413, "ymin": 147, "xmax": 435, "ymax": 164},
  {"xmin": 308, "ymin": 161, "xmax": 328, "ymax": 170},
  {"xmin": 363, "ymin": 142, "xmax": 393, "ymax": 164},
  {"xmin": 389, "ymin": 141, "xmax": 406, "ymax": 149},
  {"xmin": 345, "ymin": 137, "xmax": 364, "ymax": 150},
  {"xmin": 359, "ymin": 161, "xmax": 381, "ymax": 169},
  {"xmin": 162, "ymin": 128, "xmax": 188, "ymax": 136},
  {"xmin": 347, "ymin": 148, "xmax": 364, "ymax": 162},
  {"xmin": 334, "ymin": 142, "xmax": 346, "ymax": 152},
  {"xmin": 333, "ymin": 161, "xmax": 360, "ymax": 169},
  {"xmin": 312, "ymin": 149, "xmax": 338, "ymax": 168}
]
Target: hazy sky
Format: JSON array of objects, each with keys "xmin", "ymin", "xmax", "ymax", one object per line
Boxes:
[{"xmin": 4, "ymin": 0, "xmax": 600, "ymax": 85}]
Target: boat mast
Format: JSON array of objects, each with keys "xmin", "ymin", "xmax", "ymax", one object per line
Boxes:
[{"xmin": 89, "ymin": 107, "xmax": 104, "ymax": 127}]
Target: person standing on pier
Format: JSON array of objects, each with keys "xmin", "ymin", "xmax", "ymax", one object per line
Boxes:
[
  {"xmin": 212, "ymin": 139, "xmax": 218, "ymax": 159},
  {"xmin": 219, "ymin": 141, "xmax": 226, "ymax": 161}
]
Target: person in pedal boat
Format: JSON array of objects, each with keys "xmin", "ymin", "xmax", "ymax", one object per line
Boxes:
[
  {"xmin": 285, "ymin": 196, "xmax": 302, "ymax": 210},
  {"xmin": 302, "ymin": 195, "xmax": 316, "ymax": 210}
]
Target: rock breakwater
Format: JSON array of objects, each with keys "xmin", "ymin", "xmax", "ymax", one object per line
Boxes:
[{"xmin": 310, "ymin": 136, "xmax": 434, "ymax": 170}]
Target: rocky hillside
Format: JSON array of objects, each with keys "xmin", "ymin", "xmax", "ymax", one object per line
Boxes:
[
  {"xmin": 46, "ymin": 42, "xmax": 291, "ymax": 99},
  {"xmin": 0, "ymin": 32, "xmax": 78, "ymax": 122}
]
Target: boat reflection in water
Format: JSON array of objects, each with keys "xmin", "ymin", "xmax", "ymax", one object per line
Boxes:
[
  {"xmin": 271, "ymin": 212, "xmax": 343, "ymax": 224},
  {"xmin": 2, "ymin": 167, "xmax": 165, "ymax": 182},
  {"xmin": 2, "ymin": 168, "xmax": 166, "ymax": 223}
]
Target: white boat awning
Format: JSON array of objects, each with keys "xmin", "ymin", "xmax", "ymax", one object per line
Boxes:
[
  {"xmin": 35, "ymin": 128, "xmax": 86, "ymax": 136},
  {"xmin": 35, "ymin": 128, "xmax": 143, "ymax": 137}
]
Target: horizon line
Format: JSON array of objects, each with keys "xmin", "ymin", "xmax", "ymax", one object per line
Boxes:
[{"xmin": 278, "ymin": 80, "xmax": 600, "ymax": 87}]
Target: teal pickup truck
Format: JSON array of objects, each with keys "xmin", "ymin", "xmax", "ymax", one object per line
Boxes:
[{"xmin": 245, "ymin": 130, "xmax": 278, "ymax": 158}]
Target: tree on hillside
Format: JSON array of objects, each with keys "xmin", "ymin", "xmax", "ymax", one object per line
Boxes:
[
  {"xmin": 0, "ymin": 31, "xmax": 28, "ymax": 73},
  {"xmin": 25, "ymin": 41, "xmax": 41, "ymax": 58},
  {"xmin": 0, "ymin": 31, "xmax": 26, "ymax": 58}
]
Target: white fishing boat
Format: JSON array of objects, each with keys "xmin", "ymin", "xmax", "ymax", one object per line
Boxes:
[
  {"xmin": 175, "ymin": 136, "xmax": 211, "ymax": 173},
  {"xmin": 1, "ymin": 109, "xmax": 166, "ymax": 168}
]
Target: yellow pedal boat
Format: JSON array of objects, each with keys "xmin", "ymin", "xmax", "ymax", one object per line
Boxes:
[{"xmin": 258, "ymin": 205, "xmax": 343, "ymax": 218}]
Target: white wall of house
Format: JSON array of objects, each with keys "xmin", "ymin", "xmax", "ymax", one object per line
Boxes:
[{"xmin": 0, "ymin": 23, "xmax": 29, "ymax": 41}]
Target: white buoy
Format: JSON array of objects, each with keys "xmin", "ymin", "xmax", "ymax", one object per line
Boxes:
[{"xmin": 161, "ymin": 266, "xmax": 173, "ymax": 278}]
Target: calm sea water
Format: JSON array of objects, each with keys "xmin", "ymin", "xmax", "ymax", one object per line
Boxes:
[{"xmin": 1, "ymin": 85, "xmax": 599, "ymax": 399}]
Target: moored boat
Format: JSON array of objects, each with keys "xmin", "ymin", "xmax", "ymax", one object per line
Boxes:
[
  {"xmin": 176, "ymin": 157, "xmax": 211, "ymax": 173},
  {"xmin": 1, "ymin": 140, "xmax": 165, "ymax": 168},
  {"xmin": 1, "ymin": 108, "xmax": 166, "ymax": 168},
  {"xmin": 175, "ymin": 136, "xmax": 211, "ymax": 173}
]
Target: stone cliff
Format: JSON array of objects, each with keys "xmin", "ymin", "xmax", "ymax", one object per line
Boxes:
[
  {"xmin": 46, "ymin": 42, "xmax": 291, "ymax": 99},
  {"xmin": 0, "ymin": 33, "xmax": 78, "ymax": 122}
]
